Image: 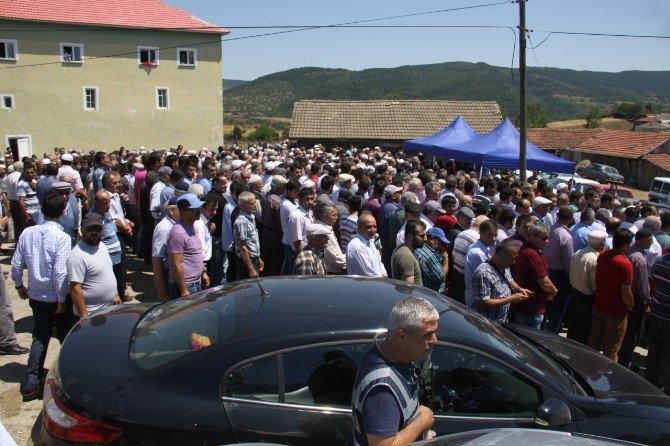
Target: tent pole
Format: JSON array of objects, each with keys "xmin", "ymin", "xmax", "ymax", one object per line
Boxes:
[{"xmin": 479, "ymin": 166, "xmax": 483, "ymax": 180}]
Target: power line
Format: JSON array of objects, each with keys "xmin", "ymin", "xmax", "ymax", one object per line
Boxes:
[
  {"xmin": 529, "ymin": 30, "xmax": 670, "ymax": 49},
  {"xmin": 0, "ymin": 1, "xmax": 513, "ymax": 33},
  {"xmin": 0, "ymin": 0, "xmax": 514, "ymax": 70}
]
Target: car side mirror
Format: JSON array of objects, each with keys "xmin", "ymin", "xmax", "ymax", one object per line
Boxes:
[{"xmin": 534, "ymin": 397, "xmax": 572, "ymax": 427}]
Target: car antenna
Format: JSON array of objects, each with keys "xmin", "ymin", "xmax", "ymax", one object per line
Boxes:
[{"xmin": 256, "ymin": 279, "xmax": 271, "ymax": 298}]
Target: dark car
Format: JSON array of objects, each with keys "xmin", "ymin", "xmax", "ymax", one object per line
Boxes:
[
  {"xmin": 578, "ymin": 163, "xmax": 624, "ymax": 184},
  {"xmin": 40, "ymin": 277, "xmax": 670, "ymax": 445}
]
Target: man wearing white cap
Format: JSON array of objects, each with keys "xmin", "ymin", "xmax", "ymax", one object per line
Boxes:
[
  {"xmin": 294, "ymin": 224, "xmax": 329, "ymax": 275},
  {"xmin": 530, "ymin": 196, "xmax": 553, "ymax": 225},
  {"xmin": 57, "ymin": 153, "xmax": 84, "ymax": 197}
]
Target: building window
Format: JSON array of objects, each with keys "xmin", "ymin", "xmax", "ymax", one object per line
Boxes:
[
  {"xmin": 0, "ymin": 39, "xmax": 18, "ymax": 60},
  {"xmin": 177, "ymin": 48, "xmax": 197, "ymax": 66},
  {"xmin": 60, "ymin": 43, "xmax": 84, "ymax": 63},
  {"xmin": 138, "ymin": 46, "xmax": 158, "ymax": 66},
  {"xmin": 1, "ymin": 94, "xmax": 14, "ymax": 109},
  {"xmin": 83, "ymin": 87, "xmax": 98, "ymax": 110},
  {"xmin": 156, "ymin": 88, "xmax": 169, "ymax": 109}
]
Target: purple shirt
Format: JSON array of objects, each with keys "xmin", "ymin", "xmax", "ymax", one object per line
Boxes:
[
  {"xmin": 543, "ymin": 222, "xmax": 574, "ymax": 272},
  {"xmin": 167, "ymin": 223, "xmax": 203, "ymax": 284}
]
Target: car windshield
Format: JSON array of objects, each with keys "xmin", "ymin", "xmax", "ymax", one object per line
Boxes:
[
  {"xmin": 603, "ymin": 166, "xmax": 618, "ymax": 175},
  {"xmin": 129, "ymin": 286, "xmax": 244, "ymax": 370}
]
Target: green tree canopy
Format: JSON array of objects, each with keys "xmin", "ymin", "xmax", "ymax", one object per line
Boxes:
[
  {"xmin": 247, "ymin": 124, "xmax": 278, "ymax": 142},
  {"xmin": 515, "ymin": 101, "xmax": 548, "ymax": 128},
  {"xmin": 584, "ymin": 106, "xmax": 605, "ymax": 129}
]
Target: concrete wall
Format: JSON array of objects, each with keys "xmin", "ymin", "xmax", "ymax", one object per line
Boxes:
[{"xmin": 0, "ymin": 20, "xmax": 223, "ymax": 155}]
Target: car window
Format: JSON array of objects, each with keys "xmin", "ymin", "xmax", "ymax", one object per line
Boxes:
[
  {"xmin": 130, "ymin": 286, "xmax": 244, "ymax": 370},
  {"xmin": 661, "ymin": 182, "xmax": 670, "ymax": 195},
  {"xmin": 224, "ymin": 356, "xmax": 279, "ymax": 402},
  {"xmin": 428, "ymin": 345, "xmax": 541, "ymax": 417},
  {"xmin": 651, "ymin": 181, "xmax": 663, "ymax": 193},
  {"xmin": 282, "ymin": 343, "xmax": 370, "ymax": 408}
]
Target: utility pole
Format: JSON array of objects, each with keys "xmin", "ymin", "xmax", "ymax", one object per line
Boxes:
[{"xmin": 518, "ymin": 0, "xmax": 527, "ymax": 183}]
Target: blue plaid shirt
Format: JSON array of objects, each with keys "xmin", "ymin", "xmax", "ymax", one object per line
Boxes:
[
  {"xmin": 414, "ymin": 245, "xmax": 446, "ymax": 292},
  {"xmin": 471, "ymin": 261, "xmax": 514, "ymax": 322},
  {"xmin": 11, "ymin": 221, "xmax": 71, "ymax": 303}
]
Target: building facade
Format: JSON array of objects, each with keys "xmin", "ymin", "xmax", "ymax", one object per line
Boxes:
[{"xmin": 0, "ymin": 1, "xmax": 227, "ymax": 156}]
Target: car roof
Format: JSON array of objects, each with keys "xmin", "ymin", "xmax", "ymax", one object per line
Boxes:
[{"xmin": 235, "ymin": 276, "xmax": 481, "ymax": 342}]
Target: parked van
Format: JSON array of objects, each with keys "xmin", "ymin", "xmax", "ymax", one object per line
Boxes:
[{"xmin": 649, "ymin": 177, "xmax": 670, "ymax": 203}]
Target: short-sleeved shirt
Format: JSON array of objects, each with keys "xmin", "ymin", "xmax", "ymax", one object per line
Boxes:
[
  {"xmin": 152, "ymin": 215, "xmax": 175, "ymax": 268},
  {"xmin": 414, "ymin": 244, "xmax": 446, "ymax": 292},
  {"xmin": 68, "ymin": 241, "xmax": 117, "ymax": 317},
  {"xmin": 511, "ymin": 244, "xmax": 550, "ymax": 315},
  {"xmin": 594, "ymin": 249, "xmax": 633, "ymax": 318},
  {"xmin": 234, "ymin": 212, "xmax": 260, "ymax": 258},
  {"xmin": 16, "ymin": 178, "xmax": 41, "ymax": 218},
  {"xmin": 391, "ymin": 245, "xmax": 423, "ymax": 286},
  {"xmin": 167, "ymin": 223, "xmax": 203, "ymax": 284},
  {"xmin": 472, "ymin": 261, "xmax": 514, "ymax": 322}
]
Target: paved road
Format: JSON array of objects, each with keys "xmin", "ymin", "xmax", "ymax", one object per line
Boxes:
[{"xmin": 0, "ymin": 246, "xmax": 157, "ymax": 445}]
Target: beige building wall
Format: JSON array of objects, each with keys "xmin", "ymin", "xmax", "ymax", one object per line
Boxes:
[{"xmin": 0, "ymin": 19, "xmax": 224, "ymax": 155}]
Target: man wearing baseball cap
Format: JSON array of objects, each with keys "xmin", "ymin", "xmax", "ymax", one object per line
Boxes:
[
  {"xmin": 167, "ymin": 194, "xmax": 207, "ymax": 299},
  {"xmin": 68, "ymin": 213, "xmax": 121, "ymax": 319},
  {"xmin": 414, "ymin": 227, "xmax": 450, "ymax": 293}
]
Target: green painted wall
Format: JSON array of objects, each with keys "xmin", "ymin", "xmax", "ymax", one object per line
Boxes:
[{"xmin": 0, "ymin": 19, "xmax": 224, "ymax": 155}]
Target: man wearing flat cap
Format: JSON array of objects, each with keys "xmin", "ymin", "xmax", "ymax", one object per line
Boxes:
[
  {"xmin": 68, "ymin": 213, "xmax": 121, "ymax": 319},
  {"xmin": 294, "ymin": 224, "xmax": 329, "ymax": 276}
]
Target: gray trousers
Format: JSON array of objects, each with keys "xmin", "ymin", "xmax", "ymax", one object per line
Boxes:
[{"xmin": 0, "ymin": 271, "xmax": 19, "ymax": 348}]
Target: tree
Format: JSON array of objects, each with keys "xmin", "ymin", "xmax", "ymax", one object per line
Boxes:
[
  {"xmin": 584, "ymin": 106, "xmax": 604, "ymax": 129},
  {"xmin": 232, "ymin": 125, "xmax": 243, "ymax": 141},
  {"xmin": 247, "ymin": 124, "xmax": 278, "ymax": 142},
  {"xmin": 610, "ymin": 102, "xmax": 643, "ymax": 120},
  {"xmin": 515, "ymin": 101, "xmax": 548, "ymax": 128}
]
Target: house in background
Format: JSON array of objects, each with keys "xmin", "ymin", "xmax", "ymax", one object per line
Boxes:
[
  {"xmin": 0, "ymin": 0, "xmax": 228, "ymax": 156},
  {"xmin": 289, "ymin": 100, "xmax": 502, "ymax": 149}
]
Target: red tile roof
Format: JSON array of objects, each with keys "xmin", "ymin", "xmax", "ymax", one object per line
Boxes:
[
  {"xmin": 644, "ymin": 154, "xmax": 670, "ymax": 172},
  {"xmin": 526, "ymin": 128, "xmax": 604, "ymax": 151},
  {"xmin": 572, "ymin": 130, "xmax": 670, "ymax": 159},
  {"xmin": 0, "ymin": 0, "xmax": 229, "ymax": 34}
]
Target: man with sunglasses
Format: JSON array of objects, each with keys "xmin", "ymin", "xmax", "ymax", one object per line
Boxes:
[{"xmin": 511, "ymin": 223, "xmax": 558, "ymax": 329}]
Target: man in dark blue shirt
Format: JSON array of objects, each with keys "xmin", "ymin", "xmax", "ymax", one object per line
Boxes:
[{"xmin": 351, "ymin": 297, "xmax": 437, "ymax": 445}]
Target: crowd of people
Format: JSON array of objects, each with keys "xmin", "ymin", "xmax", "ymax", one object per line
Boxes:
[{"xmin": 1, "ymin": 142, "xmax": 670, "ymax": 402}]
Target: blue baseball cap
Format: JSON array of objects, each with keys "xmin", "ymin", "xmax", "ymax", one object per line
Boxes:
[
  {"xmin": 427, "ymin": 227, "xmax": 450, "ymax": 245},
  {"xmin": 177, "ymin": 193, "xmax": 205, "ymax": 210}
]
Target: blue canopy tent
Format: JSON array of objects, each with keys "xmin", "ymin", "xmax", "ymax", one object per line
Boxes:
[
  {"xmin": 402, "ymin": 115, "xmax": 481, "ymax": 157},
  {"xmin": 447, "ymin": 119, "xmax": 576, "ymax": 174}
]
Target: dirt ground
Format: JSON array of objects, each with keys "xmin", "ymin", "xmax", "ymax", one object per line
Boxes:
[{"xmin": 0, "ymin": 245, "xmax": 157, "ymax": 446}]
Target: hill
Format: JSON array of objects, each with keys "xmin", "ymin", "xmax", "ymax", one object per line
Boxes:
[
  {"xmin": 222, "ymin": 62, "xmax": 670, "ymax": 121},
  {"xmin": 222, "ymin": 79, "xmax": 249, "ymax": 91}
]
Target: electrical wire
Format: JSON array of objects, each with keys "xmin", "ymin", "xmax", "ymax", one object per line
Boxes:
[
  {"xmin": 529, "ymin": 30, "xmax": 670, "ymax": 49},
  {"xmin": 0, "ymin": 0, "xmax": 514, "ymax": 70}
]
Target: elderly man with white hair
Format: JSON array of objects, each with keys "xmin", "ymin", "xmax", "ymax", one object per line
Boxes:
[
  {"xmin": 644, "ymin": 216, "xmax": 663, "ymax": 266},
  {"xmin": 568, "ymin": 230, "xmax": 607, "ymax": 345}
]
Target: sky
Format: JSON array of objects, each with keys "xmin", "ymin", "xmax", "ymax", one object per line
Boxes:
[{"xmin": 166, "ymin": 0, "xmax": 670, "ymax": 81}]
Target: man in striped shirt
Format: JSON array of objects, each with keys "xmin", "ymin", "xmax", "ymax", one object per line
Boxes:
[
  {"xmin": 11, "ymin": 193, "xmax": 73, "ymax": 401},
  {"xmin": 17, "ymin": 160, "xmax": 42, "ymax": 227}
]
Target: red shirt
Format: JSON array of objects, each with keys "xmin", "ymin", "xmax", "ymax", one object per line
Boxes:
[
  {"xmin": 594, "ymin": 249, "xmax": 633, "ymax": 318},
  {"xmin": 435, "ymin": 214, "xmax": 457, "ymax": 234},
  {"xmin": 512, "ymin": 244, "xmax": 550, "ymax": 314}
]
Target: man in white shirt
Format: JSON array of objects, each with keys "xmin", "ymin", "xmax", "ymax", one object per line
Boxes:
[
  {"xmin": 194, "ymin": 195, "xmax": 219, "ymax": 283},
  {"xmin": 150, "ymin": 166, "xmax": 172, "ymax": 222},
  {"xmin": 152, "ymin": 198, "xmax": 180, "ymax": 302},
  {"xmin": 279, "ymin": 181, "xmax": 299, "ymax": 275},
  {"xmin": 288, "ymin": 187, "xmax": 316, "ymax": 256},
  {"xmin": 347, "ymin": 213, "xmax": 387, "ymax": 277}
]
